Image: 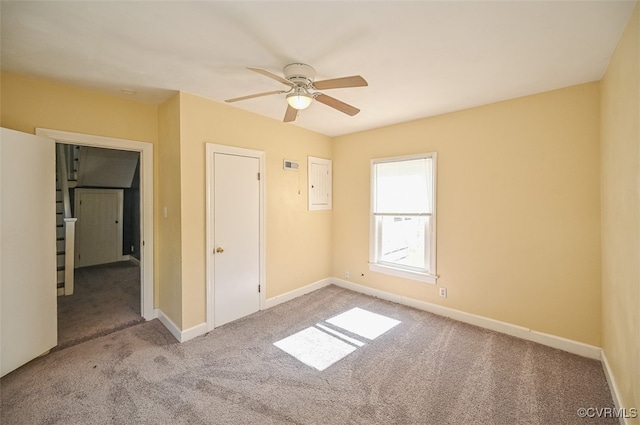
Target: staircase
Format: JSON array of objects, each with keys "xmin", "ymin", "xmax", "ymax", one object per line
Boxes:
[
  {"xmin": 55, "ymin": 188, "xmax": 64, "ymax": 290},
  {"xmin": 55, "ymin": 144, "xmax": 79, "ymax": 296}
]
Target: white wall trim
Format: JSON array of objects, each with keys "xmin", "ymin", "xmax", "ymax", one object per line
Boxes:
[
  {"xmin": 264, "ymin": 278, "xmax": 332, "ymax": 309},
  {"xmin": 35, "ymin": 128, "xmax": 155, "ymax": 321},
  {"xmin": 156, "ymin": 276, "xmax": 332, "ymax": 342},
  {"xmin": 154, "ymin": 309, "xmax": 208, "ymax": 343},
  {"xmin": 331, "ymin": 278, "xmax": 601, "ymax": 360},
  {"xmin": 155, "ymin": 309, "xmax": 181, "ymax": 342},
  {"xmin": 180, "ymin": 322, "xmax": 209, "ymax": 343},
  {"xmin": 601, "ymin": 350, "xmax": 630, "ymax": 425},
  {"xmin": 156, "ymin": 274, "xmax": 619, "ymax": 416}
]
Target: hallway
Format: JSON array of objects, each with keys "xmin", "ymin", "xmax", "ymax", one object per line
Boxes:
[{"xmin": 56, "ymin": 260, "xmax": 143, "ymax": 350}]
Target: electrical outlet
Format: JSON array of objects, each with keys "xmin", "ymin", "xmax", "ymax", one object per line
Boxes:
[
  {"xmin": 439, "ymin": 287, "xmax": 447, "ymax": 298},
  {"xmin": 344, "ymin": 271, "xmax": 350, "ymax": 278}
]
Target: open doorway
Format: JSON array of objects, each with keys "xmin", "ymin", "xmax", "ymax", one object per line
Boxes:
[
  {"xmin": 36, "ymin": 128, "xmax": 154, "ymax": 350},
  {"xmin": 55, "ymin": 145, "xmax": 143, "ymax": 348}
]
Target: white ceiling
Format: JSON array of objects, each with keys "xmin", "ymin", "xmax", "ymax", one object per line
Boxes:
[{"xmin": 1, "ymin": 1, "xmax": 636, "ymax": 137}]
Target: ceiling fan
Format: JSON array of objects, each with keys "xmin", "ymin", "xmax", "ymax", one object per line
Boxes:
[{"xmin": 225, "ymin": 63, "xmax": 368, "ymax": 122}]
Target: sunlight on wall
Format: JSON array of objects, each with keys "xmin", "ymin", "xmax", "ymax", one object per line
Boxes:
[{"xmin": 273, "ymin": 308, "xmax": 401, "ymax": 371}]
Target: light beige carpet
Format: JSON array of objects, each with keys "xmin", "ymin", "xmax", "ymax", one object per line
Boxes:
[
  {"xmin": 1, "ymin": 285, "xmax": 615, "ymax": 424},
  {"xmin": 56, "ymin": 260, "xmax": 143, "ymax": 350}
]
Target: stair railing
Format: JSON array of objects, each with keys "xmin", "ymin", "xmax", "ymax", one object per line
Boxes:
[{"xmin": 56, "ymin": 144, "xmax": 77, "ymax": 296}]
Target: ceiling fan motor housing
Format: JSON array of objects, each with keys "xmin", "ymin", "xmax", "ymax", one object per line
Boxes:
[{"xmin": 284, "ymin": 63, "xmax": 316, "ymax": 87}]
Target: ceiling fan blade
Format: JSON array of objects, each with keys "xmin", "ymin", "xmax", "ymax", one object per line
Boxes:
[
  {"xmin": 313, "ymin": 75, "xmax": 368, "ymax": 90},
  {"xmin": 225, "ymin": 90, "xmax": 284, "ymax": 103},
  {"xmin": 315, "ymin": 93, "xmax": 360, "ymax": 116},
  {"xmin": 248, "ymin": 67, "xmax": 293, "ymax": 87},
  {"xmin": 283, "ymin": 105, "xmax": 298, "ymax": 122}
]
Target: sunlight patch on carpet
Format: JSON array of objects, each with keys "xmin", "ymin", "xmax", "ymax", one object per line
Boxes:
[
  {"xmin": 273, "ymin": 326, "xmax": 357, "ymax": 371},
  {"xmin": 273, "ymin": 307, "xmax": 401, "ymax": 371},
  {"xmin": 316, "ymin": 323, "xmax": 365, "ymax": 347},
  {"xmin": 326, "ymin": 307, "xmax": 401, "ymax": 340}
]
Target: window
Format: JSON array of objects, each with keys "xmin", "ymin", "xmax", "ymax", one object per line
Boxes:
[{"xmin": 370, "ymin": 153, "xmax": 437, "ymax": 283}]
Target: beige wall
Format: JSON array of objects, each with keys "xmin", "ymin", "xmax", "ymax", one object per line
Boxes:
[
  {"xmin": 600, "ymin": 3, "xmax": 640, "ymax": 419},
  {"xmin": 0, "ymin": 71, "xmax": 163, "ymax": 312},
  {"xmin": 157, "ymin": 94, "xmax": 183, "ymax": 326},
  {"xmin": 333, "ymin": 83, "xmax": 602, "ymax": 346},
  {"xmin": 0, "ymin": 72, "xmax": 158, "ymax": 143},
  {"xmin": 3, "ymin": 49, "xmax": 636, "ymax": 416},
  {"xmin": 0, "ymin": 72, "xmax": 333, "ymax": 331},
  {"xmin": 178, "ymin": 92, "xmax": 333, "ymax": 328}
]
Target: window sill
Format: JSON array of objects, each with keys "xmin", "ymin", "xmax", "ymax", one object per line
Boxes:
[{"xmin": 368, "ymin": 263, "xmax": 437, "ymax": 284}]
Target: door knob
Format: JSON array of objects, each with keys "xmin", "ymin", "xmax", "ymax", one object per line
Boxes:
[{"xmin": 216, "ymin": 246, "xmax": 224, "ymax": 253}]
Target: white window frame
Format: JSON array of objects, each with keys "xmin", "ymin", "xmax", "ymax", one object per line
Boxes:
[{"xmin": 369, "ymin": 153, "xmax": 437, "ymax": 284}]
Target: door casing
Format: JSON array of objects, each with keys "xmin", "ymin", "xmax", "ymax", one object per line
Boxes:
[
  {"xmin": 206, "ymin": 143, "xmax": 266, "ymax": 331},
  {"xmin": 36, "ymin": 128, "xmax": 154, "ymax": 321}
]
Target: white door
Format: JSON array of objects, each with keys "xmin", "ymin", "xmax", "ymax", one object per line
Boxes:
[
  {"xmin": 212, "ymin": 151, "xmax": 261, "ymax": 327},
  {"xmin": 75, "ymin": 189, "xmax": 123, "ymax": 268},
  {"xmin": 1, "ymin": 127, "xmax": 57, "ymax": 377}
]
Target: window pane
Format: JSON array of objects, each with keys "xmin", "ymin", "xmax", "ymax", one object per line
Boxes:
[
  {"xmin": 379, "ymin": 216, "xmax": 427, "ymax": 270},
  {"xmin": 374, "ymin": 158, "xmax": 432, "ymax": 214}
]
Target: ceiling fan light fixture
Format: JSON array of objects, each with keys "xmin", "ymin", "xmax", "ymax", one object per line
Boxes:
[
  {"xmin": 286, "ymin": 92, "xmax": 313, "ymax": 110},
  {"xmin": 226, "ymin": 64, "xmax": 367, "ymax": 122}
]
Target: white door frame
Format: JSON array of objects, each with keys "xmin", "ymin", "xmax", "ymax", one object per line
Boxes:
[
  {"xmin": 206, "ymin": 143, "xmax": 266, "ymax": 331},
  {"xmin": 36, "ymin": 128, "xmax": 155, "ymax": 320}
]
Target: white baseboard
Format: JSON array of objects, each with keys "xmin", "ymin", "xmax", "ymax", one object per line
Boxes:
[
  {"xmin": 331, "ymin": 278, "xmax": 601, "ymax": 360},
  {"xmin": 155, "ymin": 278, "xmax": 331, "ymax": 342},
  {"xmin": 155, "ymin": 309, "xmax": 180, "ymax": 341},
  {"xmin": 128, "ymin": 256, "xmax": 141, "ymax": 266},
  {"xmin": 155, "ymin": 276, "xmax": 601, "ymax": 359},
  {"xmin": 264, "ymin": 277, "xmax": 332, "ymax": 309},
  {"xmin": 153, "ymin": 277, "xmax": 621, "ymax": 418},
  {"xmin": 154, "ymin": 309, "xmax": 208, "ymax": 343},
  {"xmin": 180, "ymin": 322, "xmax": 208, "ymax": 343},
  {"xmin": 602, "ymin": 350, "xmax": 630, "ymax": 425},
  {"xmin": 146, "ymin": 308, "xmax": 158, "ymax": 320}
]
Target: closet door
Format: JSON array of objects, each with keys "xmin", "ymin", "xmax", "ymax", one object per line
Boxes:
[
  {"xmin": 212, "ymin": 152, "xmax": 261, "ymax": 327},
  {"xmin": 75, "ymin": 189, "xmax": 123, "ymax": 268}
]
